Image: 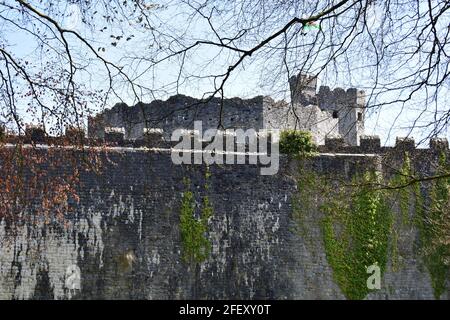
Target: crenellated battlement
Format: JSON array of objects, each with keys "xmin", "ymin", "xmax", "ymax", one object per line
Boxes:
[
  {"xmin": 1, "ymin": 130, "xmax": 447, "ymax": 300},
  {"xmin": 0, "ymin": 122, "xmax": 448, "ymax": 300},
  {"xmin": 317, "ymin": 86, "xmax": 366, "ymax": 106},
  {"xmin": 288, "ymin": 73, "xmax": 366, "ymax": 146},
  {"xmin": 289, "ymin": 74, "xmax": 365, "ymax": 107},
  {"xmin": 2, "ymin": 74, "xmax": 442, "ymax": 158},
  {"xmin": 85, "ymin": 73, "xmax": 368, "ymax": 148},
  {"xmin": 319, "ymin": 135, "xmax": 449, "ymax": 157},
  {"xmin": 1, "ymin": 127, "xmax": 448, "ymax": 158}
]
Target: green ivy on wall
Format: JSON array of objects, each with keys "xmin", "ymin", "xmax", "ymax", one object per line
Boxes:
[
  {"xmin": 294, "ymin": 153, "xmax": 449, "ymax": 299},
  {"xmin": 179, "ymin": 168, "xmax": 214, "ymax": 265},
  {"xmin": 388, "ymin": 153, "xmax": 423, "ymax": 271},
  {"xmin": 390, "ymin": 154, "xmax": 414, "ymax": 224},
  {"xmin": 393, "ymin": 152, "xmax": 450, "ymax": 299},
  {"xmin": 293, "ymin": 161, "xmax": 393, "ymax": 300},
  {"xmin": 320, "ymin": 171, "xmax": 393, "ymax": 300},
  {"xmin": 417, "ymin": 153, "xmax": 450, "ymax": 299}
]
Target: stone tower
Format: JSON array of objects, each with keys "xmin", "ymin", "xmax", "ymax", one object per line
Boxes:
[
  {"xmin": 289, "ymin": 73, "xmax": 318, "ymax": 106},
  {"xmin": 289, "ymin": 73, "xmax": 365, "ymax": 146}
]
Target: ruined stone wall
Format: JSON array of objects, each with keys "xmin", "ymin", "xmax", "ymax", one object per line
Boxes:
[
  {"xmin": 317, "ymin": 86, "xmax": 365, "ymax": 146},
  {"xmin": 0, "ymin": 138, "xmax": 448, "ymax": 300},
  {"xmin": 263, "ymin": 103, "xmax": 340, "ymax": 145},
  {"xmin": 289, "ymin": 73, "xmax": 366, "ymax": 146},
  {"xmin": 89, "ymin": 95, "xmax": 265, "ymax": 140},
  {"xmin": 89, "ymin": 89, "xmax": 364, "ymax": 147}
]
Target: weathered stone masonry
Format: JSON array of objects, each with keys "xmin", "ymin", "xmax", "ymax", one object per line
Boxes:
[
  {"xmin": 88, "ymin": 74, "xmax": 365, "ymax": 146},
  {"xmin": 0, "ymin": 136, "xmax": 448, "ymax": 299}
]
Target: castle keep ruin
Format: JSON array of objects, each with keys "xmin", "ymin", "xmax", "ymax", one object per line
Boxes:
[
  {"xmin": 289, "ymin": 73, "xmax": 365, "ymax": 146},
  {"xmin": 0, "ymin": 74, "xmax": 448, "ymax": 300},
  {"xmin": 88, "ymin": 73, "xmax": 365, "ymax": 146}
]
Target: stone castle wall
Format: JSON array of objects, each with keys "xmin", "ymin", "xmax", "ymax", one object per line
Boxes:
[
  {"xmin": 88, "ymin": 95, "xmax": 266, "ymax": 141},
  {"xmin": 289, "ymin": 74, "xmax": 365, "ymax": 146},
  {"xmin": 263, "ymin": 104, "xmax": 340, "ymax": 145},
  {"xmin": 89, "ymin": 85, "xmax": 365, "ymax": 146},
  {"xmin": 0, "ymin": 136, "xmax": 448, "ymax": 300}
]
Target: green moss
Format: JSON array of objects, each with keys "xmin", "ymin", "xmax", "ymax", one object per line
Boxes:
[{"xmin": 179, "ymin": 169, "xmax": 214, "ymax": 265}]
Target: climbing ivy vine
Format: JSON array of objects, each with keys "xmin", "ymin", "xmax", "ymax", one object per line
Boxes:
[
  {"xmin": 294, "ymin": 161, "xmax": 393, "ymax": 300},
  {"xmin": 179, "ymin": 168, "xmax": 214, "ymax": 265},
  {"xmin": 390, "ymin": 154, "xmax": 414, "ymax": 224},
  {"xmin": 388, "ymin": 153, "xmax": 424, "ymax": 271},
  {"xmin": 294, "ymin": 152, "xmax": 449, "ymax": 299},
  {"xmin": 391, "ymin": 152, "xmax": 450, "ymax": 299},
  {"xmin": 417, "ymin": 153, "xmax": 450, "ymax": 299},
  {"xmin": 320, "ymin": 171, "xmax": 393, "ymax": 300}
]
